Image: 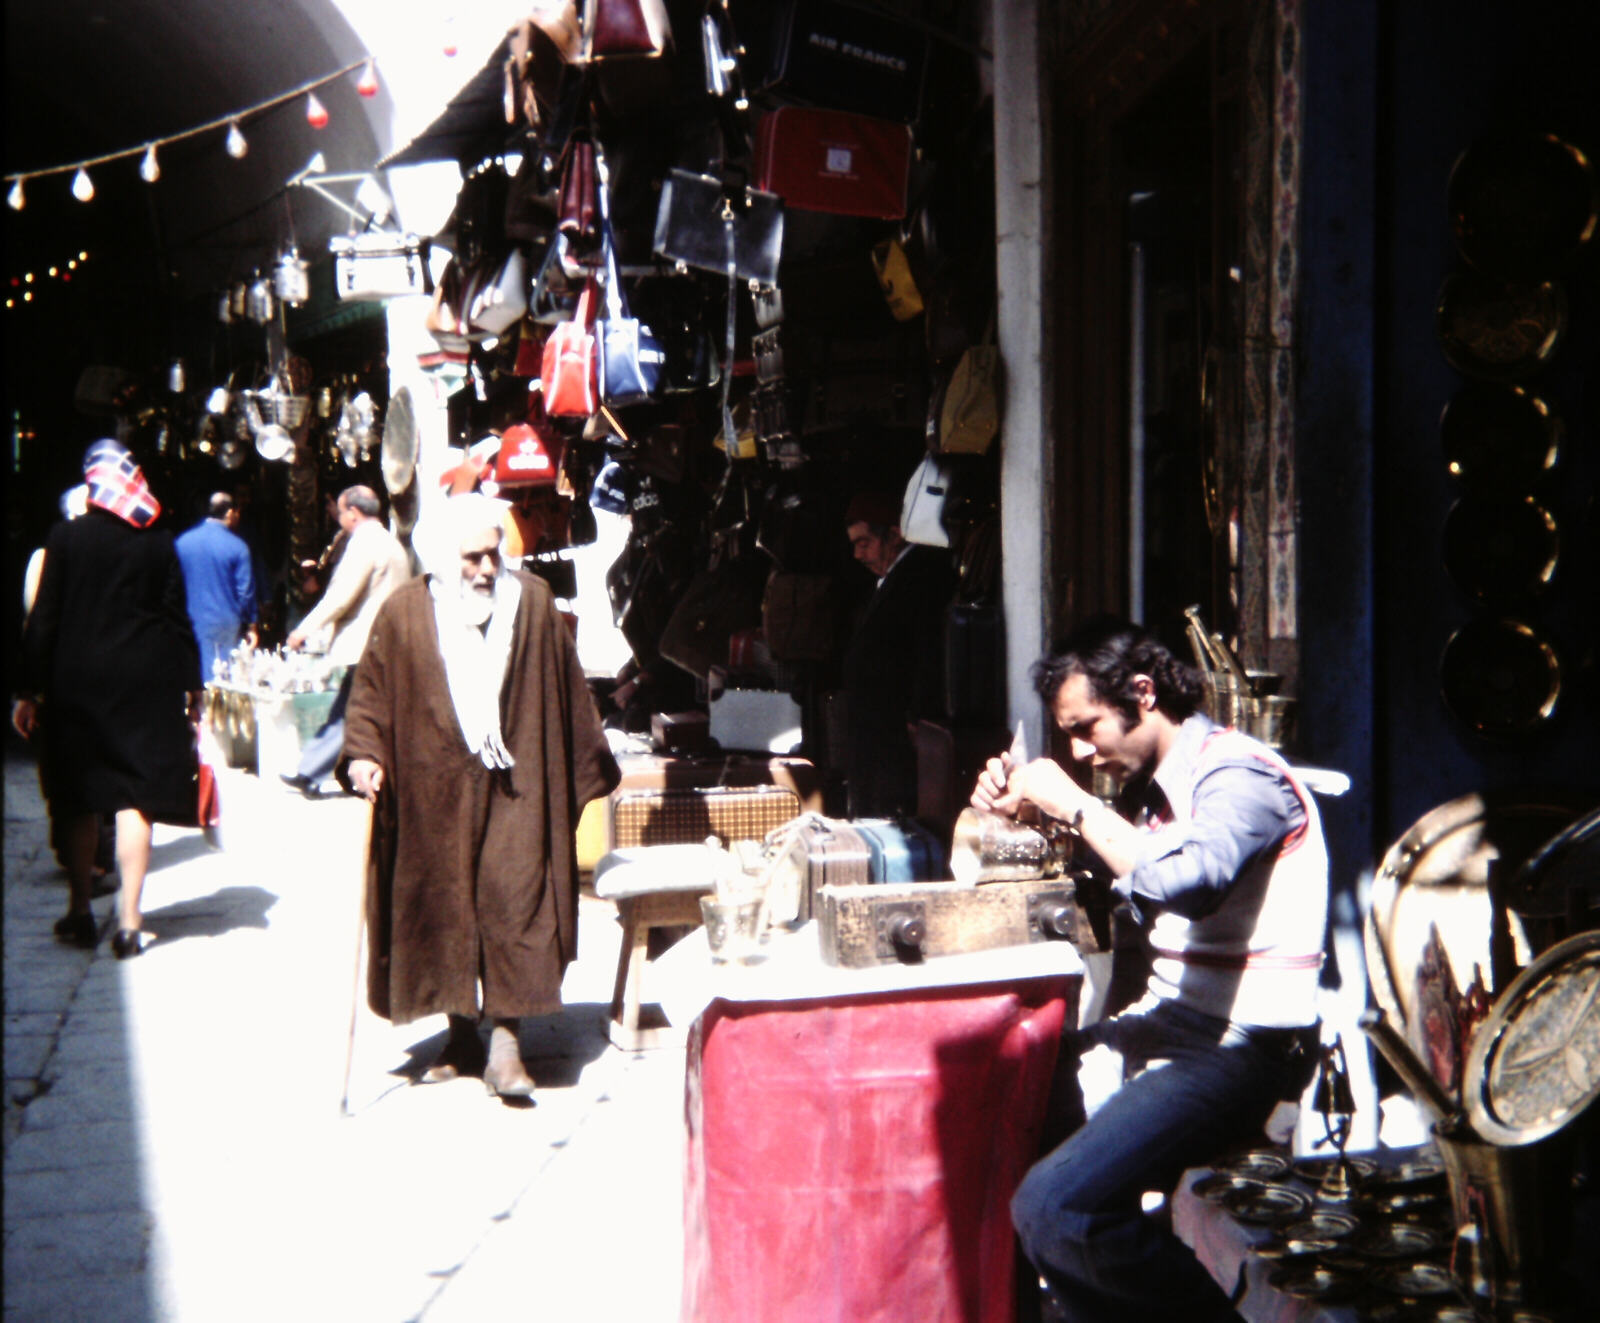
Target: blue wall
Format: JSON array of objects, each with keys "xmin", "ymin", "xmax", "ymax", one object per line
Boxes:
[{"xmin": 1299, "ymin": 0, "xmax": 1599, "ymax": 885}]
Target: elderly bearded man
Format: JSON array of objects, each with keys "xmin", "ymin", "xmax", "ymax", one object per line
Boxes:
[{"xmin": 340, "ymin": 495, "xmax": 620, "ymax": 1100}]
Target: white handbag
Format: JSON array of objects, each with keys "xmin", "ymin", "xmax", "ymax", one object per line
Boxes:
[
  {"xmin": 469, "ymin": 248, "xmax": 529, "ymax": 336},
  {"xmin": 900, "ymin": 454, "xmax": 952, "ymax": 548}
]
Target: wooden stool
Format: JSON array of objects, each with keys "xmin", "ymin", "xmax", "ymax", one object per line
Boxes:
[{"xmin": 593, "ymin": 846, "xmax": 723, "ymax": 1051}]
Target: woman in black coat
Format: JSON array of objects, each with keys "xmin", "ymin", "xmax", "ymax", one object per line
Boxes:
[{"xmin": 12, "ymin": 440, "xmax": 202, "ymax": 958}]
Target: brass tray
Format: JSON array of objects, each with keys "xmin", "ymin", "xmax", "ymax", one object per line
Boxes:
[
  {"xmin": 1436, "ymin": 273, "xmax": 1566, "ymax": 383},
  {"xmin": 1449, "ymin": 133, "xmax": 1598, "ymax": 279},
  {"xmin": 1440, "ymin": 383, "xmax": 1561, "ymax": 495},
  {"xmin": 1291, "ymin": 1153, "xmax": 1379, "ymax": 1187},
  {"xmin": 1212, "ymin": 1148, "xmax": 1291, "ymax": 1181},
  {"xmin": 1439, "ymin": 617, "xmax": 1561, "ymax": 736},
  {"xmin": 1463, "ymin": 929, "xmax": 1600, "ymax": 1146},
  {"xmin": 1369, "ymin": 1258, "xmax": 1459, "ymax": 1297},
  {"xmin": 1362, "ymin": 791, "xmax": 1590, "ymax": 1043},
  {"xmin": 1352, "ymin": 1220, "xmax": 1443, "ymax": 1259},
  {"xmin": 1442, "ymin": 495, "xmax": 1558, "ymax": 603},
  {"xmin": 1267, "ymin": 1261, "xmax": 1364, "ymax": 1301}
]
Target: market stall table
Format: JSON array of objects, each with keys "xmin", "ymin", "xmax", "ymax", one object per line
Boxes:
[{"xmin": 657, "ymin": 922, "xmax": 1083, "ymax": 1323}]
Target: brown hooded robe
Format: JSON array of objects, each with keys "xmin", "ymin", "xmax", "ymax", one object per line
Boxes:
[{"xmin": 340, "ymin": 572, "xmax": 619, "ymax": 1024}]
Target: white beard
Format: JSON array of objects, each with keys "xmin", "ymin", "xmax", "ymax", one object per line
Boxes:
[{"xmin": 459, "ymin": 580, "xmax": 495, "ymax": 627}]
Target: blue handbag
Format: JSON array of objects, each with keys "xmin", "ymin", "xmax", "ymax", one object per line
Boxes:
[{"xmin": 596, "ymin": 149, "xmax": 664, "ymax": 406}]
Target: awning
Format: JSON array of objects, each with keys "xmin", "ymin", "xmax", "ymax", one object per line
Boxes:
[{"xmin": 377, "ymin": 33, "xmax": 518, "ymax": 170}]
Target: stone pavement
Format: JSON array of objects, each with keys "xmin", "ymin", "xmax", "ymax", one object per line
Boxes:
[{"xmin": 3, "ymin": 735, "xmax": 686, "ymax": 1322}]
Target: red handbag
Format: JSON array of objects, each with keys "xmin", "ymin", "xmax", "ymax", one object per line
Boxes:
[
  {"xmin": 584, "ymin": 0, "xmax": 671, "ymax": 59},
  {"xmin": 753, "ymin": 107, "xmax": 912, "ymax": 220},
  {"xmin": 557, "ymin": 139, "xmax": 601, "ymax": 261},
  {"xmin": 541, "ymin": 281, "xmax": 600, "ymax": 417}
]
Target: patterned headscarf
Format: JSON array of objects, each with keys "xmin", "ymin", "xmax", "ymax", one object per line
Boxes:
[{"xmin": 83, "ymin": 439, "xmax": 160, "ymax": 528}]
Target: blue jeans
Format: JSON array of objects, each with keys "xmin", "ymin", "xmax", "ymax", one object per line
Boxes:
[
  {"xmin": 294, "ymin": 669, "xmax": 352, "ymax": 785},
  {"xmin": 1012, "ymin": 999, "xmax": 1305, "ymax": 1323}
]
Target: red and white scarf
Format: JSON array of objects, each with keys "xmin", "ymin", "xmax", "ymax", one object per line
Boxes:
[{"xmin": 83, "ymin": 439, "xmax": 160, "ymax": 528}]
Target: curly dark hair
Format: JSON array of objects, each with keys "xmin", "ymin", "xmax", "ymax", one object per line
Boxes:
[{"xmin": 1031, "ymin": 614, "xmax": 1206, "ymax": 727}]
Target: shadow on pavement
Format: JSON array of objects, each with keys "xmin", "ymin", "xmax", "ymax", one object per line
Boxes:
[{"xmin": 139, "ymin": 884, "xmax": 278, "ymax": 942}]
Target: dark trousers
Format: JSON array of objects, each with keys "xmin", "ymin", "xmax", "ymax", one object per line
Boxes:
[
  {"xmin": 1011, "ymin": 1000, "xmax": 1302, "ymax": 1323},
  {"xmin": 294, "ymin": 669, "xmax": 352, "ymax": 785}
]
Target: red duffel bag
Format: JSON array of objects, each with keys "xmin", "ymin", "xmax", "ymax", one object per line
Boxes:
[
  {"xmin": 541, "ymin": 279, "xmax": 599, "ymax": 417},
  {"xmin": 753, "ymin": 106, "xmax": 912, "ymax": 220}
]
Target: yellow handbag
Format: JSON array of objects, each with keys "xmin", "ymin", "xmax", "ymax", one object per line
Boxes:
[
  {"xmin": 871, "ymin": 237, "xmax": 925, "ymax": 322},
  {"xmin": 937, "ymin": 316, "xmax": 1000, "ymax": 455}
]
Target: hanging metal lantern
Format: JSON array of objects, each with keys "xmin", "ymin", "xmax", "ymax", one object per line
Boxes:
[
  {"xmin": 167, "ymin": 358, "xmax": 186, "ymax": 394},
  {"xmin": 229, "ymin": 282, "xmax": 249, "ymax": 321},
  {"xmin": 273, "ymin": 247, "xmax": 310, "ymax": 307}
]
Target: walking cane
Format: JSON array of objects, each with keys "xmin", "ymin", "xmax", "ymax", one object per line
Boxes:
[{"xmin": 339, "ymin": 797, "xmax": 374, "ymax": 1118}]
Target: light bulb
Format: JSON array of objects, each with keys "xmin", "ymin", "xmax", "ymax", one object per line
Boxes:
[
  {"xmin": 305, "ymin": 93, "xmax": 329, "ymax": 130},
  {"xmin": 357, "ymin": 60, "xmax": 379, "ymax": 98},
  {"xmin": 78, "ymin": 251, "xmax": 88, "ymax": 261},
  {"xmin": 140, "ymin": 143, "xmax": 160, "ymax": 183},
  {"xmin": 71, "ymin": 168, "xmax": 95, "ymax": 202},
  {"xmin": 226, "ymin": 122, "xmax": 248, "ymax": 159},
  {"xmin": 48, "ymin": 267, "xmax": 58, "ymax": 277},
  {"xmin": 6, "ymin": 178, "xmax": 22, "ymax": 210}
]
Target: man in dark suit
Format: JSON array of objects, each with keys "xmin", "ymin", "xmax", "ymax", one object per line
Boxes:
[{"xmin": 841, "ymin": 490, "xmax": 955, "ymax": 819}]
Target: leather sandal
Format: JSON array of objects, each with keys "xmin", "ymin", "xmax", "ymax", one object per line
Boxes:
[{"xmin": 110, "ymin": 929, "xmax": 143, "ymax": 959}]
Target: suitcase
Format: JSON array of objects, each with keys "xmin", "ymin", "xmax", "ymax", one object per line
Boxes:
[
  {"xmin": 853, "ymin": 817, "xmax": 948, "ymax": 883},
  {"xmin": 766, "ymin": 816, "xmax": 872, "ymax": 924},
  {"xmin": 603, "ymin": 754, "xmax": 822, "ymax": 853},
  {"xmin": 753, "ymin": 107, "xmax": 913, "ymax": 220},
  {"xmin": 730, "ymin": 0, "xmax": 930, "ymax": 123}
]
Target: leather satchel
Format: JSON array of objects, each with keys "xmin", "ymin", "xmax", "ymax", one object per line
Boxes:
[
  {"xmin": 541, "ymin": 280, "xmax": 600, "ymax": 416},
  {"xmin": 658, "ymin": 556, "xmax": 769, "ymax": 680},
  {"xmin": 653, "ymin": 169, "xmax": 784, "ymax": 287},
  {"xmin": 937, "ymin": 318, "xmax": 1000, "ymax": 455},
  {"xmin": 763, "ymin": 571, "xmax": 836, "ymax": 661},
  {"xmin": 557, "ymin": 139, "xmax": 601, "ymax": 263},
  {"xmin": 583, "ymin": 0, "xmax": 672, "ymax": 59}
]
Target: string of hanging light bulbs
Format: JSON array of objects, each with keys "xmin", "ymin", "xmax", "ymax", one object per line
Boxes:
[{"xmin": 5, "ymin": 58, "xmax": 382, "ymax": 210}]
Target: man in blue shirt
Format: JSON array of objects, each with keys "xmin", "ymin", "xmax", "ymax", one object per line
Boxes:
[{"xmin": 175, "ymin": 492, "xmax": 258, "ymax": 675}]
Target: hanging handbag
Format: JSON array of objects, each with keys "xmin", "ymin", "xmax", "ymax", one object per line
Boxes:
[
  {"xmin": 871, "ymin": 236, "xmax": 924, "ymax": 321},
  {"xmin": 529, "ymin": 234, "xmax": 579, "ymax": 324},
  {"xmin": 652, "ymin": 169, "xmax": 784, "ymax": 287},
  {"xmin": 583, "ymin": 0, "xmax": 672, "ymax": 59},
  {"xmin": 937, "ymin": 315, "xmax": 1000, "ymax": 454},
  {"xmin": 595, "ymin": 150, "xmax": 665, "ymax": 405},
  {"xmin": 762, "ymin": 570, "xmax": 837, "ymax": 661},
  {"xmin": 900, "ymin": 453, "xmax": 953, "ymax": 548},
  {"xmin": 468, "ymin": 247, "xmax": 530, "ymax": 337},
  {"xmin": 541, "ymin": 280, "xmax": 601, "ymax": 416},
  {"xmin": 557, "ymin": 139, "xmax": 601, "ymax": 262},
  {"xmin": 329, "ymin": 232, "xmax": 433, "ymax": 301},
  {"xmin": 753, "ymin": 107, "xmax": 913, "ymax": 220},
  {"xmin": 658, "ymin": 554, "xmax": 770, "ymax": 680}
]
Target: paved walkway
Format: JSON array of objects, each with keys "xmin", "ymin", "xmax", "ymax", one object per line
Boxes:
[{"xmin": 3, "ymin": 735, "xmax": 686, "ymax": 1322}]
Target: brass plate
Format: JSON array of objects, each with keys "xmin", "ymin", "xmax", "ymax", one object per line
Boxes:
[
  {"xmin": 1449, "ymin": 133, "xmax": 1599, "ymax": 280},
  {"xmin": 1365, "ymin": 1156, "xmax": 1447, "ymax": 1189},
  {"xmin": 1267, "ymin": 1262, "xmax": 1363, "ymax": 1301},
  {"xmin": 1508, "ymin": 807, "xmax": 1600, "ymax": 920},
  {"xmin": 1439, "ymin": 617, "xmax": 1561, "ymax": 736},
  {"xmin": 1436, "ymin": 273, "xmax": 1566, "ymax": 383},
  {"xmin": 1463, "ymin": 929, "xmax": 1600, "ymax": 1146},
  {"xmin": 1370, "ymin": 1258, "xmax": 1458, "ymax": 1297},
  {"xmin": 1219, "ymin": 1182, "xmax": 1313, "ymax": 1225},
  {"xmin": 1352, "ymin": 1220, "xmax": 1443, "ymax": 1259},
  {"xmin": 1363, "ymin": 791, "xmax": 1589, "ymax": 1041},
  {"xmin": 1440, "ymin": 382, "xmax": 1561, "ymax": 495},
  {"xmin": 1290, "ymin": 1154, "xmax": 1379, "ymax": 1186},
  {"xmin": 1190, "ymin": 1171, "xmax": 1266, "ymax": 1204},
  {"xmin": 1442, "ymin": 495, "xmax": 1558, "ymax": 604},
  {"xmin": 1212, "ymin": 1148, "xmax": 1291, "ymax": 1181},
  {"xmin": 1284, "ymin": 1210, "xmax": 1361, "ymax": 1241}
]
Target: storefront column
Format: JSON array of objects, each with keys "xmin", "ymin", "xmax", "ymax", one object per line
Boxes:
[{"xmin": 992, "ymin": 0, "xmax": 1056, "ymax": 754}]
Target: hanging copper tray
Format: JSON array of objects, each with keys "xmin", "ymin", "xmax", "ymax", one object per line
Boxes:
[
  {"xmin": 1449, "ymin": 133, "xmax": 1598, "ymax": 280},
  {"xmin": 1438, "ymin": 618, "xmax": 1560, "ymax": 736},
  {"xmin": 1463, "ymin": 929, "xmax": 1600, "ymax": 1146},
  {"xmin": 1442, "ymin": 495, "xmax": 1559, "ymax": 603},
  {"xmin": 1363, "ymin": 790, "xmax": 1591, "ymax": 1039},
  {"xmin": 1436, "ymin": 274, "xmax": 1566, "ymax": 382},
  {"xmin": 1440, "ymin": 383, "xmax": 1562, "ymax": 494}
]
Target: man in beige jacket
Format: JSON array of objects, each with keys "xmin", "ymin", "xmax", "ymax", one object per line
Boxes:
[{"xmin": 281, "ymin": 485, "xmax": 411, "ymax": 795}]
